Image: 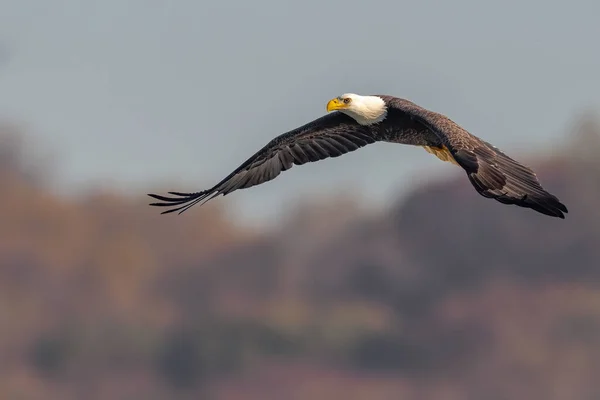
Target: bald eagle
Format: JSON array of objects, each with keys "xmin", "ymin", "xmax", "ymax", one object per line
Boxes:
[{"xmin": 148, "ymin": 94, "xmax": 568, "ymax": 219}]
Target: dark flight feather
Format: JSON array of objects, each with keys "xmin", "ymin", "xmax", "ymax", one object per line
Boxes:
[{"xmin": 147, "ymin": 112, "xmax": 374, "ymax": 214}]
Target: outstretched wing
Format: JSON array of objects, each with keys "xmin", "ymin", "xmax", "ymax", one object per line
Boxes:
[
  {"xmin": 381, "ymin": 96, "xmax": 568, "ymax": 218},
  {"xmin": 148, "ymin": 112, "xmax": 377, "ymax": 214}
]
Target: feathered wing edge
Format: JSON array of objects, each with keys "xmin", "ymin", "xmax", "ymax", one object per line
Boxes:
[
  {"xmin": 147, "ymin": 144, "xmax": 271, "ymax": 215},
  {"xmin": 453, "ymin": 141, "xmax": 568, "ymax": 218},
  {"xmin": 147, "ymin": 189, "xmax": 222, "ymax": 215},
  {"xmin": 147, "ymin": 143, "xmax": 274, "ymax": 215},
  {"xmin": 382, "ymin": 96, "xmax": 568, "ymax": 219},
  {"xmin": 147, "ymin": 112, "xmax": 376, "ymax": 215}
]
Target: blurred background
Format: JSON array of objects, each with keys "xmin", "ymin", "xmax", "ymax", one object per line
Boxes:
[{"xmin": 1, "ymin": 0, "xmax": 600, "ymax": 399}]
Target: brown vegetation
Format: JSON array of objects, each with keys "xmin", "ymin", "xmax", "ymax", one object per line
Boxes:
[{"xmin": 0, "ymin": 114, "xmax": 599, "ymax": 399}]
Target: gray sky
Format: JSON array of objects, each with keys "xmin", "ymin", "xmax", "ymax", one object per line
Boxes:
[{"xmin": 0, "ymin": 0, "xmax": 599, "ymax": 225}]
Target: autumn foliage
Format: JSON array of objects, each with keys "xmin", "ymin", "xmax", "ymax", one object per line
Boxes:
[{"xmin": 0, "ymin": 116, "xmax": 599, "ymax": 399}]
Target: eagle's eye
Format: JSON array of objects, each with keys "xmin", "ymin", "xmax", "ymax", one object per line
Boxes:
[{"xmin": 343, "ymin": 98, "xmax": 351, "ymax": 104}]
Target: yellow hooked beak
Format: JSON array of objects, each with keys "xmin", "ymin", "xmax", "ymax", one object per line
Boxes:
[{"xmin": 326, "ymin": 97, "xmax": 347, "ymax": 112}]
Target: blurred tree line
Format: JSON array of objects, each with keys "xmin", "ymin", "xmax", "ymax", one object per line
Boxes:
[{"xmin": 0, "ymin": 114, "xmax": 599, "ymax": 399}]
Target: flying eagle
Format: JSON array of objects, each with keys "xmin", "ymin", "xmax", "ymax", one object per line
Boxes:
[{"xmin": 148, "ymin": 94, "xmax": 568, "ymax": 219}]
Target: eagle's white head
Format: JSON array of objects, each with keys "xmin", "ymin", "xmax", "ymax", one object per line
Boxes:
[{"xmin": 326, "ymin": 93, "xmax": 387, "ymax": 125}]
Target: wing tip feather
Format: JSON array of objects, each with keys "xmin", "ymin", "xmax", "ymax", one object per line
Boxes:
[
  {"xmin": 456, "ymin": 142, "xmax": 569, "ymax": 219},
  {"xmin": 147, "ymin": 190, "xmax": 217, "ymax": 215}
]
